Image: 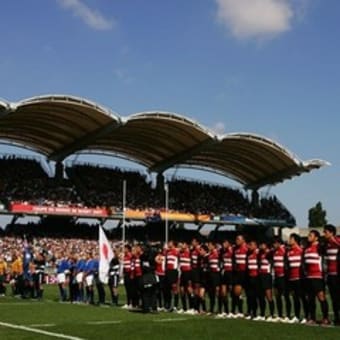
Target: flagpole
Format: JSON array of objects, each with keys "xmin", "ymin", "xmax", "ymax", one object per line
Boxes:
[
  {"xmin": 122, "ymin": 179, "xmax": 127, "ymax": 246},
  {"xmin": 164, "ymin": 182, "xmax": 169, "ymax": 245}
]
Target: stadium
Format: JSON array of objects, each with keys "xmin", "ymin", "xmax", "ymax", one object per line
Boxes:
[
  {"xmin": 0, "ymin": 94, "xmax": 328, "ymax": 233},
  {"xmin": 0, "ymin": 95, "xmax": 339, "ymax": 340}
]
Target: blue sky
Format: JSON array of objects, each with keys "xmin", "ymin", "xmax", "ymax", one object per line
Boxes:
[{"xmin": 0, "ymin": 0, "xmax": 339, "ymax": 226}]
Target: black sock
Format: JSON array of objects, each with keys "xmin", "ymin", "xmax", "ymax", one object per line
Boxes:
[
  {"xmin": 232, "ymin": 295, "xmax": 238, "ymax": 314},
  {"xmin": 189, "ymin": 294, "xmax": 195, "ymax": 309},
  {"xmin": 174, "ymin": 294, "xmax": 179, "ymax": 309},
  {"xmin": 269, "ymin": 300, "xmax": 274, "ymax": 317},
  {"xmin": 285, "ymin": 295, "xmax": 291, "ymax": 318},
  {"xmin": 321, "ymin": 300, "xmax": 329, "ymax": 320},
  {"xmin": 201, "ymin": 297, "xmax": 206, "ymax": 312},
  {"xmin": 259, "ymin": 296, "xmax": 266, "ymax": 317},
  {"xmin": 218, "ymin": 296, "xmax": 223, "ymax": 314},
  {"xmin": 293, "ymin": 296, "xmax": 300, "ymax": 319},
  {"xmin": 238, "ymin": 296, "xmax": 243, "ymax": 314},
  {"xmin": 209, "ymin": 293, "xmax": 216, "ymax": 313},
  {"xmin": 181, "ymin": 294, "xmax": 187, "ymax": 311},
  {"xmin": 224, "ymin": 296, "xmax": 229, "ymax": 314},
  {"xmin": 276, "ymin": 296, "xmax": 283, "ymax": 317}
]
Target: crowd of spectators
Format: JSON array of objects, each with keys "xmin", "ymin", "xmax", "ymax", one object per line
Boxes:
[
  {"xmin": 1, "ymin": 220, "xmax": 201, "ymax": 244},
  {"xmin": 0, "ymin": 156, "xmax": 295, "ymax": 224},
  {"xmin": 0, "ymin": 156, "xmax": 81, "ymax": 207}
]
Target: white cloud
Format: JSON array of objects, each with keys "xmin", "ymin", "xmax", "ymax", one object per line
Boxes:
[
  {"xmin": 57, "ymin": 0, "xmax": 114, "ymax": 30},
  {"xmin": 215, "ymin": 0, "xmax": 296, "ymax": 40},
  {"xmin": 211, "ymin": 121, "xmax": 226, "ymax": 135}
]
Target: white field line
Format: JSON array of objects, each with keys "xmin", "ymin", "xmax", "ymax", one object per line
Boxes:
[
  {"xmin": 0, "ymin": 321, "xmax": 85, "ymax": 340},
  {"xmin": 86, "ymin": 321, "xmax": 122, "ymax": 325},
  {"xmin": 0, "ymin": 302, "xmax": 45, "ymax": 306},
  {"xmin": 153, "ymin": 318, "xmax": 188, "ymax": 322},
  {"xmin": 29, "ymin": 323, "xmax": 56, "ymax": 327}
]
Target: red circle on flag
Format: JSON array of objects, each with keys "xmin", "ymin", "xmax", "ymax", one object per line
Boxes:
[{"xmin": 102, "ymin": 243, "xmax": 109, "ymax": 260}]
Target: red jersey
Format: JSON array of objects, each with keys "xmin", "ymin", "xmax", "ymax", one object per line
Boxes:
[
  {"xmin": 123, "ymin": 252, "xmax": 133, "ymax": 274},
  {"xmin": 166, "ymin": 248, "xmax": 179, "ymax": 271},
  {"xmin": 304, "ymin": 243, "xmax": 323, "ymax": 279},
  {"xmin": 155, "ymin": 254, "xmax": 165, "ymax": 276},
  {"xmin": 234, "ymin": 244, "xmax": 248, "ymax": 272},
  {"xmin": 191, "ymin": 247, "xmax": 200, "ymax": 269},
  {"xmin": 133, "ymin": 255, "xmax": 142, "ymax": 277},
  {"xmin": 247, "ymin": 250, "xmax": 259, "ymax": 277},
  {"xmin": 259, "ymin": 250, "xmax": 272, "ymax": 275},
  {"xmin": 208, "ymin": 249, "xmax": 220, "ymax": 273},
  {"xmin": 325, "ymin": 237, "xmax": 340, "ymax": 276},
  {"xmin": 179, "ymin": 249, "xmax": 192, "ymax": 272},
  {"xmin": 287, "ymin": 245, "xmax": 303, "ymax": 281},
  {"xmin": 222, "ymin": 247, "xmax": 233, "ymax": 272},
  {"xmin": 273, "ymin": 245, "xmax": 286, "ymax": 278}
]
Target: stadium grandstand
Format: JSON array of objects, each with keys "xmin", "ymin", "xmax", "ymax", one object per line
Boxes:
[{"xmin": 0, "ymin": 94, "xmax": 329, "ymax": 241}]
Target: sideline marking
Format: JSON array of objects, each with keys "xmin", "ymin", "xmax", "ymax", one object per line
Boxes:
[
  {"xmin": 153, "ymin": 318, "xmax": 188, "ymax": 323},
  {"xmin": 87, "ymin": 320, "xmax": 122, "ymax": 325},
  {"xmin": 0, "ymin": 302, "xmax": 45, "ymax": 306},
  {"xmin": 29, "ymin": 323, "xmax": 56, "ymax": 327},
  {"xmin": 0, "ymin": 321, "xmax": 85, "ymax": 340}
]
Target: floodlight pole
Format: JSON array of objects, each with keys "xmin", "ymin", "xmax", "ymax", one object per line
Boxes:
[
  {"xmin": 122, "ymin": 180, "xmax": 127, "ymax": 246},
  {"xmin": 164, "ymin": 182, "xmax": 169, "ymax": 245}
]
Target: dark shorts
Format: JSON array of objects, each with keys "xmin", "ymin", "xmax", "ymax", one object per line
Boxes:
[
  {"xmin": 109, "ymin": 275, "xmax": 119, "ymax": 288},
  {"xmin": 288, "ymin": 280, "xmax": 302, "ymax": 295},
  {"xmin": 191, "ymin": 268, "xmax": 200, "ymax": 285},
  {"xmin": 180, "ymin": 271, "xmax": 192, "ymax": 287},
  {"xmin": 166, "ymin": 270, "xmax": 178, "ymax": 286},
  {"xmin": 221, "ymin": 272, "xmax": 233, "ymax": 286},
  {"xmin": 246, "ymin": 276, "xmax": 260, "ymax": 295},
  {"xmin": 209, "ymin": 272, "xmax": 221, "ymax": 288},
  {"xmin": 233, "ymin": 271, "xmax": 246, "ymax": 286},
  {"xmin": 33, "ymin": 272, "xmax": 45, "ymax": 285},
  {"xmin": 306, "ymin": 278, "xmax": 325, "ymax": 295},
  {"xmin": 259, "ymin": 274, "xmax": 272, "ymax": 290},
  {"xmin": 200, "ymin": 271, "xmax": 209, "ymax": 290},
  {"xmin": 274, "ymin": 276, "xmax": 287, "ymax": 292}
]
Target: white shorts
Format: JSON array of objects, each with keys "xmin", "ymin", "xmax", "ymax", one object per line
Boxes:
[
  {"xmin": 57, "ymin": 273, "xmax": 66, "ymax": 284},
  {"xmin": 76, "ymin": 272, "xmax": 84, "ymax": 284},
  {"xmin": 86, "ymin": 275, "xmax": 94, "ymax": 287}
]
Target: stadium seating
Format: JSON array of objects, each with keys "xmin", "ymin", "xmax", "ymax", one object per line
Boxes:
[{"xmin": 0, "ymin": 156, "xmax": 295, "ymax": 225}]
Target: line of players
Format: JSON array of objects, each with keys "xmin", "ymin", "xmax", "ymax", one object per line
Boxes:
[{"xmin": 122, "ymin": 224, "xmax": 340, "ymax": 325}]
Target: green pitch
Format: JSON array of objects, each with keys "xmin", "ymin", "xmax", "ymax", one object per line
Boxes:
[{"xmin": 0, "ymin": 286, "xmax": 338, "ymax": 340}]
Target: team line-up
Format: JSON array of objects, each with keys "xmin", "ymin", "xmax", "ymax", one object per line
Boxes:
[{"xmin": 2, "ymin": 225, "xmax": 339, "ymax": 327}]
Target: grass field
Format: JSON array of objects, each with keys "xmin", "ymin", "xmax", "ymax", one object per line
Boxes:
[{"xmin": 0, "ymin": 285, "xmax": 339, "ymax": 340}]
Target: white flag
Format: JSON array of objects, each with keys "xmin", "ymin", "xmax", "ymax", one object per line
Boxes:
[{"xmin": 99, "ymin": 226, "xmax": 114, "ymax": 284}]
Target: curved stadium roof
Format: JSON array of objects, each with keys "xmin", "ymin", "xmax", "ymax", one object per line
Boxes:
[{"xmin": 0, "ymin": 95, "xmax": 329, "ymax": 189}]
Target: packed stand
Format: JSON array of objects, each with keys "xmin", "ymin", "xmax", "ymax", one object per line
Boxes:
[
  {"xmin": 0, "ymin": 156, "xmax": 295, "ymax": 223},
  {"xmin": 0, "ymin": 156, "xmax": 81, "ymax": 208}
]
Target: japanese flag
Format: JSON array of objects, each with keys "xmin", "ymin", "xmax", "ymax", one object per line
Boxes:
[{"xmin": 99, "ymin": 226, "xmax": 114, "ymax": 284}]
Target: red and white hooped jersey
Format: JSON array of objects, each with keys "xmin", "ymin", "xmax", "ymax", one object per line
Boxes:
[
  {"xmin": 123, "ymin": 252, "xmax": 133, "ymax": 274},
  {"xmin": 166, "ymin": 248, "xmax": 179, "ymax": 271},
  {"xmin": 273, "ymin": 245, "xmax": 286, "ymax": 278},
  {"xmin": 304, "ymin": 243, "xmax": 323, "ymax": 279},
  {"xmin": 222, "ymin": 246, "xmax": 233, "ymax": 272},
  {"xmin": 247, "ymin": 250, "xmax": 259, "ymax": 277},
  {"xmin": 287, "ymin": 245, "xmax": 303, "ymax": 281},
  {"xmin": 325, "ymin": 237, "xmax": 340, "ymax": 276},
  {"xmin": 133, "ymin": 255, "xmax": 142, "ymax": 277},
  {"xmin": 234, "ymin": 244, "xmax": 248, "ymax": 272},
  {"xmin": 179, "ymin": 249, "xmax": 192, "ymax": 272},
  {"xmin": 208, "ymin": 249, "xmax": 220, "ymax": 273},
  {"xmin": 155, "ymin": 254, "xmax": 165, "ymax": 276},
  {"xmin": 191, "ymin": 247, "xmax": 200, "ymax": 269},
  {"xmin": 259, "ymin": 250, "xmax": 272, "ymax": 275}
]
